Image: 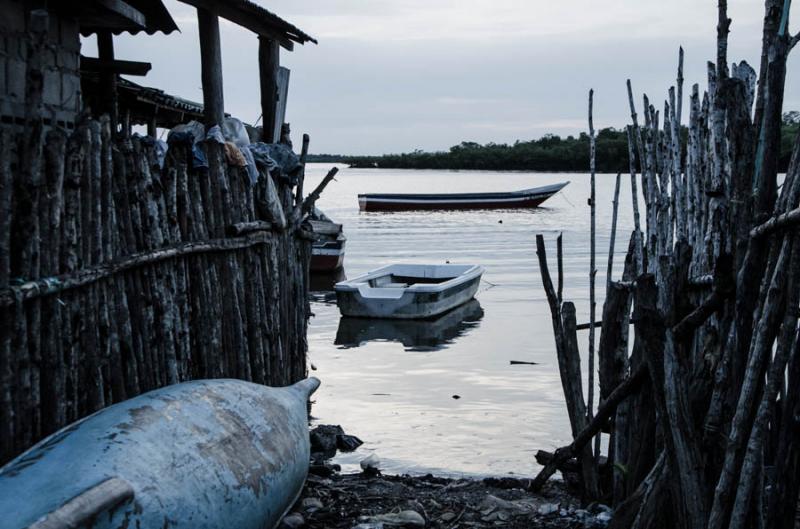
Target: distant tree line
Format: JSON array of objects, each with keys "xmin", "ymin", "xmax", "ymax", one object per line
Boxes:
[{"xmin": 308, "ymin": 113, "xmax": 800, "ymax": 173}]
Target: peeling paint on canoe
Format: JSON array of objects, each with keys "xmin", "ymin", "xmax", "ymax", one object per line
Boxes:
[{"xmin": 0, "ymin": 378, "xmax": 320, "ymax": 529}]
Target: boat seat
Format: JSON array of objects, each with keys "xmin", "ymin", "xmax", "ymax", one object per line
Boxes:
[{"xmin": 383, "ymin": 282, "xmax": 408, "ymax": 288}]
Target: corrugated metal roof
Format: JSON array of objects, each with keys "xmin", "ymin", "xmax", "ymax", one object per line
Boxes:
[
  {"xmin": 117, "ymin": 77, "xmax": 204, "ymax": 115},
  {"xmin": 221, "ymin": 0, "xmax": 316, "ymax": 44},
  {"xmin": 177, "ymin": 0, "xmax": 316, "ymax": 46},
  {"xmin": 116, "ymin": 0, "xmax": 179, "ymax": 35},
  {"xmin": 76, "ymin": 0, "xmax": 179, "ymax": 36}
]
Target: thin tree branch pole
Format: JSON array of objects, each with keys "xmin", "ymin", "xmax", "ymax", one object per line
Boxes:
[
  {"xmin": 626, "ymin": 80, "xmax": 647, "ymax": 174},
  {"xmin": 749, "ymin": 205, "xmax": 800, "ymax": 238},
  {"xmin": 588, "ymin": 90, "xmax": 598, "ymax": 451},
  {"xmin": 791, "ymin": 31, "xmax": 800, "ymax": 50},
  {"xmin": 529, "ymin": 362, "xmax": 648, "ymax": 492},
  {"xmin": 672, "ymin": 282, "xmax": 733, "ymax": 341},
  {"xmin": 300, "ymin": 167, "xmax": 338, "ymax": 218},
  {"xmin": 295, "ymin": 133, "xmax": 310, "ymax": 208},
  {"xmin": 0, "ymin": 232, "xmax": 272, "ymax": 307},
  {"xmin": 626, "ymin": 127, "xmax": 644, "ymax": 274},
  {"xmin": 717, "ymin": 0, "xmax": 731, "ymax": 80},
  {"xmin": 628, "ymin": 452, "xmax": 669, "ymax": 529},
  {"xmin": 669, "ymin": 86, "xmax": 685, "ymax": 241},
  {"xmin": 676, "ymin": 46, "xmax": 684, "ymax": 127},
  {"xmin": 228, "ymin": 221, "xmax": 273, "ymax": 236},
  {"xmin": 557, "ymin": 233, "xmax": 564, "ymax": 306},
  {"xmin": 536, "ymin": 234, "xmax": 562, "ymax": 330},
  {"xmin": 607, "ymin": 173, "xmax": 622, "ymax": 291}
]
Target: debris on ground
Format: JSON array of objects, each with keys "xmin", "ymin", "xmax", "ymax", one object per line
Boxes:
[
  {"xmin": 296, "ymin": 425, "xmax": 612, "ymax": 528},
  {"xmin": 283, "ymin": 471, "xmax": 612, "ymax": 528},
  {"xmin": 360, "ymin": 453, "xmax": 381, "ymax": 472}
]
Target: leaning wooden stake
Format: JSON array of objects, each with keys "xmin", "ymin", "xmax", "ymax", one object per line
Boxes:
[
  {"xmin": 607, "ymin": 173, "xmax": 622, "ymax": 291},
  {"xmin": 299, "ymin": 167, "xmax": 339, "ymax": 220},
  {"xmin": 536, "ymin": 234, "xmax": 600, "ymax": 498},
  {"xmin": 295, "ymin": 133, "xmax": 310, "ymax": 209},
  {"xmin": 749, "ymin": 205, "xmax": 800, "ymax": 238},
  {"xmin": 626, "ymin": 127, "xmax": 644, "ymax": 274}
]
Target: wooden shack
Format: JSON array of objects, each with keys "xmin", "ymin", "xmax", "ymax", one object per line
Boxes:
[{"xmin": 0, "ymin": 0, "xmax": 319, "ymax": 465}]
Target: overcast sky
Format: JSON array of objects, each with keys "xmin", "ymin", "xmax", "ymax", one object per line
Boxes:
[{"xmin": 83, "ymin": 1, "xmax": 800, "ymax": 155}]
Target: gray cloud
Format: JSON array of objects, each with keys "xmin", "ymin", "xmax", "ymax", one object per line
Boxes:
[{"xmin": 85, "ymin": 0, "xmax": 800, "ymax": 154}]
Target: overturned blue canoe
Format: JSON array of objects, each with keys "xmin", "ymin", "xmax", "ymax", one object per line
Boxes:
[{"xmin": 0, "ymin": 377, "xmax": 320, "ymax": 529}]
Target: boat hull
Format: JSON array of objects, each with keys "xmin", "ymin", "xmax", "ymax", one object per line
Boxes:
[
  {"xmin": 309, "ymin": 213, "xmax": 346, "ymax": 272},
  {"xmin": 310, "ymin": 251, "xmax": 345, "ymax": 271},
  {"xmin": 335, "ymin": 264, "xmax": 483, "ymax": 319},
  {"xmin": 357, "ymin": 182, "xmax": 568, "ymax": 212},
  {"xmin": 0, "ymin": 378, "xmax": 320, "ymax": 529},
  {"xmin": 311, "ymin": 238, "xmax": 346, "ymax": 271}
]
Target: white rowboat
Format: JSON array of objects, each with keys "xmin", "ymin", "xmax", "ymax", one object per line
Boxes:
[{"xmin": 334, "ymin": 264, "xmax": 483, "ymax": 319}]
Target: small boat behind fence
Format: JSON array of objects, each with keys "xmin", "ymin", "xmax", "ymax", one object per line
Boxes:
[
  {"xmin": 357, "ymin": 181, "xmax": 569, "ymax": 212},
  {"xmin": 309, "ymin": 209, "xmax": 347, "ymax": 272}
]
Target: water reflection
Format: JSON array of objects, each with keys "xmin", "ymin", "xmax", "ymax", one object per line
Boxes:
[
  {"xmin": 309, "ymin": 268, "xmax": 346, "ymax": 302},
  {"xmin": 335, "ymin": 299, "xmax": 484, "ymax": 351},
  {"xmin": 303, "ymin": 166, "xmax": 639, "ymax": 476}
]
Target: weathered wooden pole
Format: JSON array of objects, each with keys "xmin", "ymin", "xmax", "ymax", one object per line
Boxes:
[
  {"xmin": 96, "ymin": 31, "xmax": 118, "ymax": 134},
  {"xmin": 259, "ymin": 37, "xmax": 280, "ymax": 143},
  {"xmin": 197, "ymin": 8, "xmax": 225, "ymax": 128},
  {"xmin": 536, "ymin": 234, "xmax": 600, "ymax": 499},
  {"xmin": 588, "ymin": 89, "xmax": 598, "ymax": 464},
  {"xmin": 607, "ymin": 173, "xmax": 621, "ymax": 290}
]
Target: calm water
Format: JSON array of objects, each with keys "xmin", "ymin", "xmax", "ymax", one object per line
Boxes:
[{"xmin": 303, "ymin": 163, "xmax": 638, "ymax": 478}]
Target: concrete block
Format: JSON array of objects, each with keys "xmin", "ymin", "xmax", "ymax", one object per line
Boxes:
[
  {"xmin": 0, "ymin": 1, "xmax": 26, "ymax": 34},
  {"xmin": 59, "ymin": 17, "xmax": 80, "ymax": 52},
  {"xmin": 43, "ymin": 68, "xmax": 61, "ymax": 106},
  {"xmin": 4, "ymin": 35, "xmax": 20, "ymax": 61},
  {"xmin": 61, "ymin": 71, "xmax": 80, "ymax": 111},
  {"xmin": 0, "ymin": 57, "xmax": 6, "ymax": 95},
  {"xmin": 6, "ymin": 58, "xmax": 24, "ymax": 100},
  {"xmin": 57, "ymin": 49, "xmax": 78, "ymax": 72}
]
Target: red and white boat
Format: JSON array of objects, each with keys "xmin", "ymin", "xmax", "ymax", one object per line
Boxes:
[
  {"xmin": 357, "ymin": 181, "xmax": 569, "ymax": 212},
  {"xmin": 309, "ymin": 210, "xmax": 346, "ymax": 272}
]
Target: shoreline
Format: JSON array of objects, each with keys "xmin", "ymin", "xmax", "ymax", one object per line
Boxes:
[{"xmin": 296, "ymin": 425, "xmax": 603, "ymax": 528}]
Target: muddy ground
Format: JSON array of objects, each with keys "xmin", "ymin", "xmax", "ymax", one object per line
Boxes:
[
  {"xmin": 281, "ymin": 424, "xmax": 612, "ymax": 528},
  {"xmin": 282, "ymin": 471, "xmax": 611, "ymax": 528}
]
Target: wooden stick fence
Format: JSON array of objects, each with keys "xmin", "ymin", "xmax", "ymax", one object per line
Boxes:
[
  {"xmin": 0, "ymin": 116, "xmax": 315, "ymax": 465},
  {"xmin": 532, "ymin": 2, "xmax": 800, "ymax": 528}
]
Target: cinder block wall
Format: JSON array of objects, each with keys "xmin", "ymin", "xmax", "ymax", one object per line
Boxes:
[{"xmin": 0, "ymin": 0, "xmax": 80, "ymax": 128}]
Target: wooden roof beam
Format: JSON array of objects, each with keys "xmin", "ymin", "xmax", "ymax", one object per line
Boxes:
[
  {"xmin": 80, "ymin": 56, "xmax": 152, "ymax": 76},
  {"xmin": 179, "ymin": 0, "xmax": 295, "ymax": 50},
  {"xmin": 259, "ymin": 36, "xmax": 279, "ymax": 142},
  {"xmin": 197, "ymin": 8, "xmax": 225, "ymax": 128}
]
